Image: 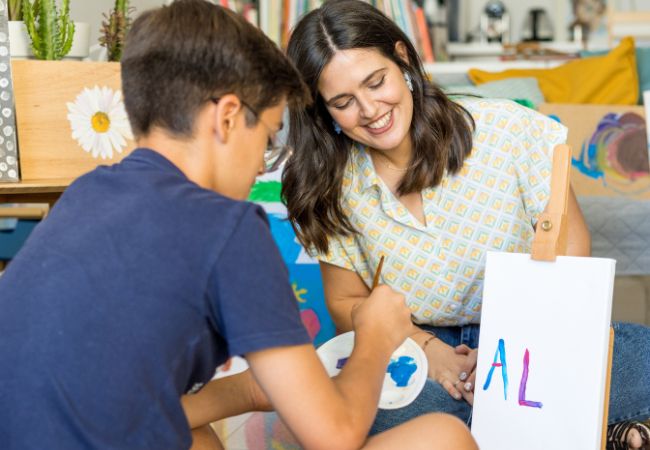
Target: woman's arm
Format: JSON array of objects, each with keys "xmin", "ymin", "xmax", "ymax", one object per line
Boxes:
[
  {"xmin": 319, "ymin": 261, "xmax": 372, "ymax": 332},
  {"xmin": 321, "ymin": 261, "xmax": 425, "ymax": 340},
  {"xmin": 320, "ymin": 261, "xmax": 472, "ymax": 402}
]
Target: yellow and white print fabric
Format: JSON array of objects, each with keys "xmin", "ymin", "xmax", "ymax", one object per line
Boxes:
[{"xmin": 314, "ymin": 98, "xmax": 568, "ymax": 326}]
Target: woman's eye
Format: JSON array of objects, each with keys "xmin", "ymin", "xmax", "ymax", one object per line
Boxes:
[
  {"xmin": 369, "ymin": 76, "xmax": 385, "ymax": 89},
  {"xmin": 334, "ymin": 98, "xmax": 353, "ymax": 110}
]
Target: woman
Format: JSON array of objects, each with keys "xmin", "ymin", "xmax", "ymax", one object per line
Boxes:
[{"xmin": 283, "ymin": 1, "xmax": 650, "ymax": 449}]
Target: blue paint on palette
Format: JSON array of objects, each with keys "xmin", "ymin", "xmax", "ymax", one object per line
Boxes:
[{"xmin": 387, "ymin": 356, "xmax": 417, "ymax": 387}]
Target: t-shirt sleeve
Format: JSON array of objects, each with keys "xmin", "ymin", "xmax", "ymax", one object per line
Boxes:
[
  {"xmin": 208, "ymin": 205, "xmax": 310, "ymax": 357},
  {"xmin": 310, "ymin": 233, "xmax": 372, "ymax": 285},
  {"xmin": 512, "ymin": 106, "xmax": 568, "ymax": 226}
]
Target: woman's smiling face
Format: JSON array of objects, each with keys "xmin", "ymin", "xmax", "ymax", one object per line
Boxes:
[{"xmin": 318, "ymin": 45, "xmax": 414, "ymax": 154}]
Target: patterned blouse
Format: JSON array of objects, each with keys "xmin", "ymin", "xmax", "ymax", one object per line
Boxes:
[{"xmin": 314, "ymin": 98, "xmax": 568, "ymax": 326}]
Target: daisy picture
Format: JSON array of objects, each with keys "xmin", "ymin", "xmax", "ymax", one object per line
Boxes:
[{"xmin": 67, "ymin": 86, "xmax": 133, "ymax": 160}]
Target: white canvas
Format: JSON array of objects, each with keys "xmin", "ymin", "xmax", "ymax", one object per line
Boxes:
[{"xmin": 471, "ymin": 252, "xmax": 616, "ymax": 450}]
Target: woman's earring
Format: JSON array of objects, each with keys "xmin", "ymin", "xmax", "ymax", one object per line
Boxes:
[
  {"xmin": 404, "ymin": 72, "xmax": 414, "ymax": 92},
  {"xmin": 333, "ymin": 120, "xmax": 342, "ymax": 135}
]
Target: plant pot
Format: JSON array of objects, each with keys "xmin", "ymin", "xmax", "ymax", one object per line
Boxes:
[
  {"xmin": 12, "ymin": 60, "xmax": 135, "ymax": 182},
  {"xmin": 8, "ymin": 21, "xmax": 29, "ymax": 58},
  {"xmin": 66, "ymin": 22, "xmax": 90, "ymax": 60},
  {"xmin": 9, "ymin": 21, "xmax": 90, "ymax": 60}
]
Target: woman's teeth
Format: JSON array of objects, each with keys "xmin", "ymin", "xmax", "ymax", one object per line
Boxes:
[{"xmin": 367, "ymin": 111, "xmax": 392, "ymax": 129}]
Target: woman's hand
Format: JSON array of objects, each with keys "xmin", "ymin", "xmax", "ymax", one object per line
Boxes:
[
  {"xmin": 422, "ymin": 338, "xmax": 476, "ymax": 403},
  {"xmin": 454, "ymin": 344, "xmax": 478, "ymax": 405}
]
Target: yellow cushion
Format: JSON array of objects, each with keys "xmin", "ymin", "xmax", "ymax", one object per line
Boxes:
[{"xmin": 468, "ymin": 37, "xmax": 639, "ymax": 105}]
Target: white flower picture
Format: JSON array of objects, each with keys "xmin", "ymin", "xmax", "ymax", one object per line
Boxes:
[{"xmin": 67, "ymin": 86, "xmax": 133, "ymax": 160}]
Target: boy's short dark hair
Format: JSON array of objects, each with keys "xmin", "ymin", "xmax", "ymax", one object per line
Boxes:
[{"xmin": 121, "ymin": 0, "xmax": 310, "ymax": 138}]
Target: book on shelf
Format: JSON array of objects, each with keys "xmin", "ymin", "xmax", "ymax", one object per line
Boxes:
[
  {"xmin": 216, "ymin": 0, "xmax": 259, "ymax": 25},
  {"xmin": 219, "ymin": 0, "xmax": 436, "ymax": 63}
]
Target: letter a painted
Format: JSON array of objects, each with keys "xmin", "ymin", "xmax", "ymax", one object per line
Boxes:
[{"xmin": 482, "ymin": 338, "xmax": 508, "ymax": 400}]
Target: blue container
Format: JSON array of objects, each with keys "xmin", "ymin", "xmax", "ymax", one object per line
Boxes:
[{"xmin": 0, "ymin": 219, "xmax": 39, "ymax": 260}]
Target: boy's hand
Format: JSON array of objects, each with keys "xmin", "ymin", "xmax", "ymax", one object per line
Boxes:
[{"xmin": 351, "ymin": 284, "xmax": 411, "ymax": 352}]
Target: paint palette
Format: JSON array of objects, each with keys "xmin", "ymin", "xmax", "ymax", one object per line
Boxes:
[{"xmin": 316, "ymin": 331, "xmax": 428, "ymax": 410}]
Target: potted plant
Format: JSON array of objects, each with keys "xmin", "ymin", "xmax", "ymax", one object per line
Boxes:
[
  {"xmin": 9, "ymin": 0, "xmax": 130, "ymax": 184},
  {"xmin": 99, "ymin": 0, "xmax": 133, "ymax": 62},
  {"xmin": 7, "ymin": 0, "xmax": 31, "ymax": 58},
  {"xmin": 23, "ymin": 0, "xmax": 74, "ymax": 59},
  {"xmin": 8, "ymin": 0, "xmax": 22, "ymax": 19},
  {"xmin": 12, "ymin": 0, "xmax": 90, "ymax": 59}
]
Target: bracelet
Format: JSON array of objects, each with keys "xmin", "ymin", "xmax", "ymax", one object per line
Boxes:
[
  {"xmin": 409, "ymin": 330, "xmax": 437, "ymax": 351},
  {"xmin": 421, "ymin": 333, "xmax": 437, "ymax": 351}
]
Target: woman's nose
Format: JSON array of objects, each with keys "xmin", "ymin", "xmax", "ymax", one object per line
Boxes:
[{"xmin": 357, "ymin": 94, "xmax": 378, "ymax": 120}]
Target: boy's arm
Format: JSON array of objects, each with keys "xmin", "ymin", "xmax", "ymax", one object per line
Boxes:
[
  {"xmin": 182, "ymin": 370, "xmax": 271, "ymax": 429},
  {"xmin": 246, "ymin": 339, "xmax": 389, "ymax": 450},
  {"xmin": 248, "ymin": 284, "xmax": 411, "ymax": 450}
]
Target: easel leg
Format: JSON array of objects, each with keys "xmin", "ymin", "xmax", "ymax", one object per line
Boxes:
[{"xmin": 601, "ymin": 327, "xmax": 615, "ymax": 450}]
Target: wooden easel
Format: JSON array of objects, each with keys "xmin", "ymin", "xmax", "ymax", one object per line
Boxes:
[{"xmin": 530, "ymin": 144, "xmax": 614, "ymax": 450}]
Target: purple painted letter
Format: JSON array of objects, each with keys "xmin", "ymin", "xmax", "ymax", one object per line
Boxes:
[{"xmin": 518, "ymin": 349, "xmax": 543, "ymax": 408}]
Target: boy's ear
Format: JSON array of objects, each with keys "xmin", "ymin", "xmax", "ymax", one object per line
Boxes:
[
  {"xmin": 212, "ymin": 94, "xmax": 242, "ymax": 142},
  {"xmin": 394, "ymin": 41, "xmax": 409, "ymax": 65}
]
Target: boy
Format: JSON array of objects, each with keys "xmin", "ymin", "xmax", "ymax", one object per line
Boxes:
[{"xmin": 0, "ymin": 1, "xmax": 475, "ymax": 449}]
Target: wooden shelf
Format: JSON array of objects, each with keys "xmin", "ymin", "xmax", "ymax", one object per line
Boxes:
[
  {"xmin": 0, "ymin": 178, "xmax": 72, "ymax": 206},
  {"xmin": 0, "ymin": 178, "xmax": 72, "ymax": 194}
]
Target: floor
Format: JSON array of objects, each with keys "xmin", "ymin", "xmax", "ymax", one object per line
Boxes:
[
  {"xmin": 211, "ymin": 411, "xmax": 299, "ymax": 450},
  {"xmin": 611, "ymin": 275, "xmax": 650, "ymax": 325},
  {"xmin": 207, "ymin": 358, "xmax": 299, "ymax": 450}
]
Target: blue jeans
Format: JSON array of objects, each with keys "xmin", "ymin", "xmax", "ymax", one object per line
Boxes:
[{"xmin": 370, "ymin": 322, "xmax": 650, "ymax": 435}]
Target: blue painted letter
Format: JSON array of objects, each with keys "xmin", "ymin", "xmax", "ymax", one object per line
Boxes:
[{"xmin": 482, "ymin": 338, "xmax": 508, "ymax": 400}]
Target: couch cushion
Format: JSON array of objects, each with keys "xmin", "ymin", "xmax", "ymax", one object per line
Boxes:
[
  {"xmin": 443, "ymin": 77, "xmax": 544, "ymax": 108},
  {"xmin": 468, "ymin": 37, "xmax": 639, "ymax": 105},
  {"xmin": 580, "ymin": 45, "xmax": 650, "ymax": 105}
]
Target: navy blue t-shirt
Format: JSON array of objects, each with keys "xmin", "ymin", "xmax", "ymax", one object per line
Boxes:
[{"xmin": 0, "ymin": 149, "xmax": 309, "ymax": 449}]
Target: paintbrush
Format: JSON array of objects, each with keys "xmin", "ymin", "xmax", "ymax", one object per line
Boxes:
[{"xmin": 371, "ymin": 255, "xmax": 385, "ymax": 289}]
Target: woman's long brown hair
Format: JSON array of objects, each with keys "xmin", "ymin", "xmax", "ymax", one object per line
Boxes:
[{"xmin": 283, "ymin": 0, "xmax": 475, "ymax": 254}]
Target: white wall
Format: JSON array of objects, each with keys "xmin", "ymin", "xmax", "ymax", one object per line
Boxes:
[{"xmin": 616, "ymin": 0, "xmax": 650, "ymax": 9}]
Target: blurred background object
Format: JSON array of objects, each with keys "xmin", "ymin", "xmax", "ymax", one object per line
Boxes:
[
  {"xmin": 479, "ymin": 0, "xmax": 510, "ymax": 43},
  {"xmin": 522, "ymin": 8, "xmax": 554, "ymax": 41}
]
